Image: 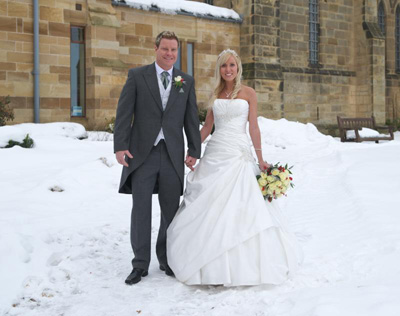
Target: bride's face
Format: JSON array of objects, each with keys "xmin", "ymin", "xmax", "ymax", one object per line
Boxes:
[{"xmin": 220, "ymin": 55, "xmax": 238, "ymax": 82}]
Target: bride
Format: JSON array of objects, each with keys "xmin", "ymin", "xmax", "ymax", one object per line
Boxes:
[{"xmin": 166, "ymin": 49, "xmax": 303, "ymax": 286}]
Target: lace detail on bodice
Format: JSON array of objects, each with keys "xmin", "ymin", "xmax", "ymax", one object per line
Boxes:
[{"xmin": 212, "ymin": 99, "xmax": 249, "ymax": 133}]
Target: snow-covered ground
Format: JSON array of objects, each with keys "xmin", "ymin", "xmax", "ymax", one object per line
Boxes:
[{"xmin": 1, "ymin": 120, "xmax": 400, "ymax": 316}]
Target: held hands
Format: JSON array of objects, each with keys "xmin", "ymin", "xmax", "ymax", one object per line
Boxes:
[
  {"xmin": 116, "ymin": 150, "xmax": 133, "ymax": 167},
  {"xmin": 185, "ymin": 154, "xmax": 197, "ymax": 171}
]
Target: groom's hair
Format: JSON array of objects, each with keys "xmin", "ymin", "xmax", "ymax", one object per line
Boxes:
[{"xmin": 155, "ymin": 31, "xmax": 180, "ymax": 48}]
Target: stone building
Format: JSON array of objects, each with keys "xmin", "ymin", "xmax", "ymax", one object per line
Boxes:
[{"xmin": 0, "ymin": 0, "xmax": 399, "ymax": 133}]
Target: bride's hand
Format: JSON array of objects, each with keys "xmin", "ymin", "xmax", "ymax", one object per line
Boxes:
[{"xmin": 259, "ymin": 161, "xmax": 270, "ymax": 172}]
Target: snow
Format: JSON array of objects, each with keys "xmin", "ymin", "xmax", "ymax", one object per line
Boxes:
[
  {"xmin": 0, "ymin": 126, "xmax": 27, "ymax": 147},
  {"xmin": 1, "ymin": 120, "xmax": 400, "ymax": 316},
  {"xmin": 118, "ymin": 0, "xmax": 241, "ymax": 21},
  {"xmin": 346, "ymin": 127, "xmax": 386, "ymax": 139}
]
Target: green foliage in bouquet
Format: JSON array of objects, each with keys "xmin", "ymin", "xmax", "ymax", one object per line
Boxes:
[
  {"xmin": 0, "ymin": 96, "xmax": 14, "ymax": 126},
  {"xmin": 257, "ymin": 162, "xmax": 294, "ymax": 202},
  {"xmin": 5, "ymin": 134, "xmax": 34, "ymax": 149}
]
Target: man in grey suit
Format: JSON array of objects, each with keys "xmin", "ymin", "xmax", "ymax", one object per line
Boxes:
[{"xmin": 114, "ymin": 31, "xmax": 201, "ymax": 285}]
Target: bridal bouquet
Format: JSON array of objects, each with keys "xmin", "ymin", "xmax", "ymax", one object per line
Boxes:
[{"xmin": 257, "ymin": 163, "xmax": 294, "ymax": 202}]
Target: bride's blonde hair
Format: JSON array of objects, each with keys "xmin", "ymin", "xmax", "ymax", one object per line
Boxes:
[{"xmin": 208, "ymin": 49, "xmax": 243, "ymax": 108}]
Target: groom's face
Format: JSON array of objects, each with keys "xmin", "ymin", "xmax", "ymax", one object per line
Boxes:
[{"xmin": 155, "ymin": 39, "xmax": 179, "ymax": 70}]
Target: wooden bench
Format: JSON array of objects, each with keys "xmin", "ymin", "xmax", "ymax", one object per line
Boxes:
[{"xmin": 337, "ymin": 116, "xmax": 394, "ymax": 143}]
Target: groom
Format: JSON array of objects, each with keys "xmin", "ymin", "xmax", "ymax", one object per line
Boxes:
[{"xmin": 114, "ymin": 31, "xmax": 201, "ymax": 285}]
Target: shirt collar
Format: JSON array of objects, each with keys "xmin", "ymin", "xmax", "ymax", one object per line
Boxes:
[{"xmin": 155, "ymin": 62, "xmax": 173, "ymax": 77}]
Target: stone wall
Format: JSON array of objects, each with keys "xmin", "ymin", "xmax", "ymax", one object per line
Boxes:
[
  {"xmin": 1, "ymin": 0, "xmax": 399, "ymax": 131},
  {"xmin": 0, "ymin": 0, "xmax": 88, "ymax": 124},
  {"xmin": 280, "ymin": 0, "xmax": 356, "ymax": 126},
  {"xmin": 0, "ymin": 0, "xmax": 240, "ymax": 128},
  {"xmin": 383, "ymin": 0, "xmax": 400, "ymax": 123}
]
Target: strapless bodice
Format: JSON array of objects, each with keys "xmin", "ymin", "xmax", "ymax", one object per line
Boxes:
[{"xmin": 212, "ymin": 99, "xmax": 249, "ymax": 134}]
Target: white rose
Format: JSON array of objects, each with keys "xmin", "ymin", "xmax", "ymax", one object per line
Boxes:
[
  {"xmin": 267, "ymin": 176, "xmax": 275, "ymax": 183},
  {"xmin": 279, "ymin": 173, "xmax": 287, "ymax": 181},
  {"xmin": 175, "ymin": 76, "xmax": 182, "ymax": 82},
  {"xmin": 271, "ymin": 169, "xmax": 279, "ymax": 176},
  {"xmin": 258, "ymin": 178, "xmax": 267, "ymax": 187}
]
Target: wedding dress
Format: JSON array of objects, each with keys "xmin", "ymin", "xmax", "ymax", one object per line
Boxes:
[{"xmin": 167, "ymin": 99, "xmax": 303, "ymax": 286}]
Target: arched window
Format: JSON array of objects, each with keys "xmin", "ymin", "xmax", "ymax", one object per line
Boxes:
[
  {"xmin": 396, "ymin": 6, "xmax": 400, "ymax": 71},
  {"xmin": 378, "ymin": 1, "xmax": 385, "ymax": 35},
  {"xmin": 309, "ymin": 0, "xmax": 319, "ymax": 65}
]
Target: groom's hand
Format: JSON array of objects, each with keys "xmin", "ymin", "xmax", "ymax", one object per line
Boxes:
[
  {"xmin": 185, "ymin": 155, "xmax": 197, "ymax": 171},
  {"xmin": 116, "ymin": 150, "xmax": 133, "ymax": 167}
]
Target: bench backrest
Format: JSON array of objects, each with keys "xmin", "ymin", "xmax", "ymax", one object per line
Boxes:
[{"xmin": 337, "ymin": 116, "xmax": 376, "ymax": 130}]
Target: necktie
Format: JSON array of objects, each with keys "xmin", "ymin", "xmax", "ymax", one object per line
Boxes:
[{"xmin": 161, "ymin": 71, "xmax": 169, "ymax": 89}]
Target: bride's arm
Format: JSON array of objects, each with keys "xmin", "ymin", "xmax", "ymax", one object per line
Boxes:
[
  {"xmin": 200, "ymin": 109, "xmax": 214, "ymax": 143},
  {"xmin": 247, "ymin": 88, "xmax": 270, "ymax": 171}
]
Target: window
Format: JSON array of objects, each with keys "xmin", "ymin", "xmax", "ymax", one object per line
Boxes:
[
  {"xmin": 70, "ymin": 26, "xmax": 85, "ymax": 117},
  {"xmin": 378, "ymin": 1, "xmax": 385, "ymax": 35},
  {"xmin": 309, "ymin": 0, "xmax": 319, "ymax": 66},
  {"xmin": 204, "ymin": 0, "xmax": 213, "ymax": 5},
  {"xmin": 174, "ymin": 42, "xmax": 194, "ymax": 76},
  {"xmin": 396, "ymin": 6, "xmax": 400, "ymax": 72}
]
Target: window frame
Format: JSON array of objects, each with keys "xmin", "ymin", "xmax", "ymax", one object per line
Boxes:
[
  {"xmin": 309, "ymin": 0, "xmax": 320, "ymax": 67},
  {"xmin": 378, "ymin": 1, "xmax": 386, "ymax": 36},
  {"xmin": 70, "ymin": 25, "xmax": 86, "ymax": 118},
  {"xmin": 174, "ymin": 41, "xmax": 195, "ymax": 76}
]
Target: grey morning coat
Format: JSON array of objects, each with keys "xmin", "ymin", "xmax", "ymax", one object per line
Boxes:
[{"xmin": 113, "ymin": 62, "xmax": 202, "ymax": 195}]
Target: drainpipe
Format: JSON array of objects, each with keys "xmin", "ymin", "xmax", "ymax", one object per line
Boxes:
[{"xmin": 33, "ymin": 0, "xmax": 40, "ymax": 123}]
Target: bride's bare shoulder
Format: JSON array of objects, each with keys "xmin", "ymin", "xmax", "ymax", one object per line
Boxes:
[{"xmin": 239, "ymin": 85, "xmax": 256, "ymax": 100}]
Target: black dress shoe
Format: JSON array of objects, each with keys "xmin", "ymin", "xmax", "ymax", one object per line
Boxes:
[
  {"xmin": 125, "ymin": 268, "xmax": 148, "ymax": 285},
  {"xmin": 159, "ymin": 264, "xmax": 174, "ymax": 277}
]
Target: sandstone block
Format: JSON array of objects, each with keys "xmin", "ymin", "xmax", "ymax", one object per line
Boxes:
[
  {"xmin": 50, "ymin": 65, "xmax": 69, "ymax": 74},
  {"xmin": 57, "ymin": 56, "xmax": 70, "ymax": 66},
  {"xmin": 0, "ymin": 17, "xmax": 17, "ymax": 32},
  {"xmin": 50, "ymin": 45, "xmax": 70, "ymax": 55},
  {"xmin": 40, "ymin": 6, "xmax": 63, "ymax": 22},
  {"xmin": 49, "ymin": 22, "xmax": 69, "ymax": 37},
  {"xmin": 8, "ymin": 72, "xmax": 30, "ymax": 82},
  {"xmin": 40, "ymin": 54, "xmax": 58, "ymax": 65},
  {"xmin": 135, "ymin": 23, "xmax": 152, "ymax": 37},
  {"xmin": 63, "ymin": 9, "xmax": 86, "ymax": 24},
  {"xmin": 41, "ymin": 97, "xmax": 60, "ymax": 109},
  {"xmin": 17, "ymin": 63, "xmax": 33, "ymax": 72},
  {"xmin": 89, "ymin": 12, "xmax": 120, "ymax": 28},
  {"xmin": 8, "ymin": 2, "xmax": 29, "ymax": 18},
  {"xmin": 7, "ymin": 52, "xmax": 32, "ymax": 63}
]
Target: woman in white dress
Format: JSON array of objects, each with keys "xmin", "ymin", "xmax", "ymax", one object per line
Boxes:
[{"xmin": 166, "ymin": 49, "xmax": 303, "ymax": 286}]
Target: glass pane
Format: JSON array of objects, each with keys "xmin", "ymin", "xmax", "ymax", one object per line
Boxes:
[
  {"xmin": 71, "ymin": 27, "xmax": 83, "ymax": 42},
  {"xmin": 187, "ymin": 43, "xmax": 193, "ymax": 76},
  {"xmin": 174, "ymin": 46, "xmax": 181, "ymax": 70},
  {"xmin": 70, "ymin": 42, "xmax": 85, "ymax": 117},
  {"xmin": 309, "ymin": 0, "xmax": 319, "ymax": 64}
]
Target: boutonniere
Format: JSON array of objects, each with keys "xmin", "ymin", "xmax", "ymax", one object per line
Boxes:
[{"xmin": 173, "ymin": 76, "xmax": 186, "ymax": 93}]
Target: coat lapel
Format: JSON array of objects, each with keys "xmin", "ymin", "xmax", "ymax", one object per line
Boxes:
[
  {"xmin": 143, "ymin": 63, "xmax": 163, "ymax": 112},
  {"xmin": 164, "ymin": 68, "xmax": 179, "ymax": 114}
]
